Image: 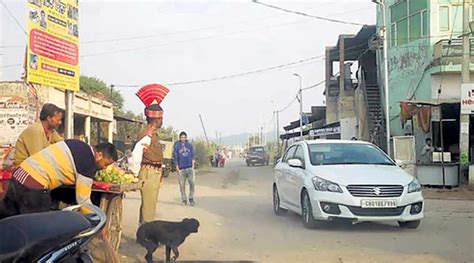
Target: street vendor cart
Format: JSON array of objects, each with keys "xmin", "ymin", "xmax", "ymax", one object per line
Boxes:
[
  {"xmin": 51, "ymin": 178, "xmax": 142, "ymax": 253},
  {"xmin": 90, "ymin": 181, "xmax": 142, "ymax": 251}
]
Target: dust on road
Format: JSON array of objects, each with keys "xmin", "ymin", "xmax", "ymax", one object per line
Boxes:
[{"xmin": 119, "ymin": 159, "xmax": 474, "ymax": 263}]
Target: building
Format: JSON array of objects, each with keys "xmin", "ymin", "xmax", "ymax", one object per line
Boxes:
[
  {"xmin": 376, "ymin": 0, "xmax": 473, "ymax": 184},
  {"xmin": 324, "ymin": 25, "xmax": 382, "ymax": 146},
  {"xmin": 0, "ymin": 81, "xmax": 114, "ymax": 146}
]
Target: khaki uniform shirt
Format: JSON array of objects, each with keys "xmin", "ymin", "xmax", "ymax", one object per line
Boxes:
[
  {"xmin": 13, "ymin": 122, "xmax": 63, "ymax": 167},
  {"xmin": 139, "ymin": 129, "xmax": 163, "ymax": 164}
]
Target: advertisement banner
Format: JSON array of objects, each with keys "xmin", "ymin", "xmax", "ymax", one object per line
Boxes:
[
  {"xmin": 0, "ymin": 96, "xmax": 36, "ymax": 145},
  {"xmin": 461, "ymin": 83, "xmax": 474, "ymax": 114},
  {"xmin": 26, "ymin": 0, "xmax": 79, "ymax": 91}
]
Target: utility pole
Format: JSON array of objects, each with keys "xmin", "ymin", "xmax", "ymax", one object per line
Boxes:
[
  {"xmin": 461, "ymin": 0, "xmax": 472, "ymax": 185},
  {"xmin": 293, "ymin": 73, "xmax": 303, "ymax": 140},
  {"xmin": 276, "ymin": 110, "xmax": 280, "ymax": 154},
  {"xmin": 372, "ymin": 0, "xmax": 391, "ymax": 155},
  {"xmin": 198, "ymin": 114, "xmax": 209, "ymax": 145},
  {"xmin": 65, "ymin": 91, "xmax": 74, "ymax": 139}
]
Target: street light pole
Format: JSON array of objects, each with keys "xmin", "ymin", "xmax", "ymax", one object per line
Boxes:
[
  {"xmin": 293, "ymin": 73, "xmax": 303, "ymax": 140},
  {"xmin": 373, "ymin": 0, "xmax": 391, "ymax": 155}
]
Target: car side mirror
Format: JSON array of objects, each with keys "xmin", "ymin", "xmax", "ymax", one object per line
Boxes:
[{"xmin": 288, "ymin": 158, "xmax": 304, "ymax": 169}]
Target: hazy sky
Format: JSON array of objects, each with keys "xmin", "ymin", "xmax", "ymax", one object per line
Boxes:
[{"xmin": 1, "ymin": 0, "xmax": 375, "ymax": 139}]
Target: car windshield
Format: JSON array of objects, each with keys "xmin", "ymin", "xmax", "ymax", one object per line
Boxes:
[
  {"xmin": 250, "ymin": 147, "xmax": 264, "ymax": 153},
  {"xmin": 308, "ymin": 143, "xmax": 395, "ymax": 166}
]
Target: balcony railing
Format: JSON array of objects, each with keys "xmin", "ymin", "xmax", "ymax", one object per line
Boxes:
[{"xmin": 433, "ymin": 38, "xmax": 474, "ymax": 60}]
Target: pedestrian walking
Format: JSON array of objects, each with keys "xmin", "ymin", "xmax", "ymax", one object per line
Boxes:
[{"xmin": 173, "ymin": 132, "xmax": 196, "ymax": 206}]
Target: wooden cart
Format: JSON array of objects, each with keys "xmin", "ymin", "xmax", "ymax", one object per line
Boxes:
[
  {"xmin": 91, "ymin": 181, "xmax": 143, "ymax": 251},
  {"xmin": 57, "ymin": 181, "xmax": 143, "ymax": 252}
]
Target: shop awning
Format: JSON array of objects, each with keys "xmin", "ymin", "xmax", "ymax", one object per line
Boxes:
[
  {"xmin": 309, "ymin": 122, "xmax": 340, "ymax": 137},
  {"xmin": 283, "ymin": 114, "xmax": 323, "ymax": 131},
  {"xmin": 279, "ymin": 130, "xmax": 311, "ymax": 140}
]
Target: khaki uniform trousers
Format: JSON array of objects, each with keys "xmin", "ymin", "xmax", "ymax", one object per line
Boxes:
[{"xmin": 139, "ymin": 165, "xmax": 163, "ymax": 225}]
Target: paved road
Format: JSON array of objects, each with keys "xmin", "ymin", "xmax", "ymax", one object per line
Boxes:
[{"xmin": 120, "ymin": 159, "xmax": 474, "ymax": 263}]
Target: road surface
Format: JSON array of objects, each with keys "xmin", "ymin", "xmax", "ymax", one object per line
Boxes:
[{"xmin": 119, "ymin": 159, "xmax": 474, "ymax": 263}]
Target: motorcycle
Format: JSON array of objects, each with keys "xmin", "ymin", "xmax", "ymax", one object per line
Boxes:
[{"xmin": 0, "ymin": 204, "xmax": 106, "ymax": 263}]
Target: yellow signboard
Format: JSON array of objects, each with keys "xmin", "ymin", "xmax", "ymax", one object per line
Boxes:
[{"xmin": 26, "ymin": 0, "xmax": 79, "ymax": 91}]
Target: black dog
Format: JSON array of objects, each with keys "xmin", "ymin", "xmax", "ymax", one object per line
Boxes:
[{"xmin": 136, "ymin": 218, "xmax": 200, "ymax": 262}]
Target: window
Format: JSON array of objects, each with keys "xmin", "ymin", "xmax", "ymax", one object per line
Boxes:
[
  {"xmin": 409, "ymin": 13, "xmax": 422, "ymax": 40},
  {"xmin": 439, "ymin": 6, "xmax": 450, "ymax": 31},
  {"xmin": 390, "ymin": 23, "xmax": 397, "ymax": 47},
  {"xmin": 391, "ymin": 0, "xmax": 407, "ymax": 23},
  {"xmin": 397, "ymin": 18, "xmax": 408, "ymax": 45},
  {"xmin": 452, "ymin": 5, "xmax": 463, "ymax": 33},
  {"xmin": 409, "ymin": 0, "xmax": 427, "ymax": 14},
  {"xmin": 422, "ymin": 10, "xmax": 428, "ymax": 36},
  {"xmin": 390, "ymin": 0, "xmax": 428, "ymax": 46},
  {"xmin": 471, "ymin": 5, "xmax": 474, "ymax": 21},
  {"xmin": 283, "ymin": 146, "xmax": 297, "ymax": 163},
  {"xmin": 250, "ymin": 147, "xmax": 264, "ymax": 153},
  {"xmin": 293, "ymin": 146, "xmax": 305, "ymax": 162},
  {"xmin": 308, "ymin": 143, "xmax": 395, "ymax": 166}
]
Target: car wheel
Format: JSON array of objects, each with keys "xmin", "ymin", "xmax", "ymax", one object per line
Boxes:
[
  {"xmin": 273, "ymin": 186, "xmax": 287, "ymax": 216},
  {"xmin": 246, "ymin": 162, "xmax": 250, "ymax": 166},
  {"xmin": 301, "ymin": 191, "xmax": 319, "ymax": 229},
  {"xmin": 398, "ymin": 220, "xmax": 421, "ymax": 229}
]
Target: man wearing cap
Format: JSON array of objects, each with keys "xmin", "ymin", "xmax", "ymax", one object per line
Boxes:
[{"xmin": 131, "ymin": 84, "xmax": 169, "ymax": 224}]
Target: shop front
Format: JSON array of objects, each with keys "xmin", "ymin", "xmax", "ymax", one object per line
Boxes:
[{"xmin": 399, "ymin": 101, "xmax": 460, "ymax": 187}]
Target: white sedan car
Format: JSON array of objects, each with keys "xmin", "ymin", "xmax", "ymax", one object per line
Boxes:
[{"xmin": 273, "ymin": 140, "xmax": 423, "ymax": 229}]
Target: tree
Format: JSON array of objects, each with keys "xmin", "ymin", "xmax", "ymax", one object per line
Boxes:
[
  {"xmin": 80, "ymin": 75, "xmax": 124, "ymax": 112},
  {"xmin": 192, "ymin": 139, "xmax": 217, "ymax": 167}
]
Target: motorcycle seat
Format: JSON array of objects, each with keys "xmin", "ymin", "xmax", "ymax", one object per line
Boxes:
[{"xmin": 0, "ymin": 210, "xmax": 92, "ymax": 262}]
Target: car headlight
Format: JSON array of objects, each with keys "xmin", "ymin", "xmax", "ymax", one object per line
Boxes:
[
  {"xmin": 312, "ymin": 176, "xmax": 342, "ymax": 193},
  {"xmin": 407, "ymin": 179, "xmax": 422, "ymax": 193}
]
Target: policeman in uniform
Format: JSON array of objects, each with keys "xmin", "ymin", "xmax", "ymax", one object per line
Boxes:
[{"xmin": 131, "ymin": 84, "xmax": 169, "ymax": 224}]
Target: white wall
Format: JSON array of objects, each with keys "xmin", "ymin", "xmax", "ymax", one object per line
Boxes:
[
  {"xmin": 340, "ymin": 117, "xmax": 358, "ymax": 140},
  {"xmin": 431, "ymin": 73, "xmax": 474, "ymax": 100}
]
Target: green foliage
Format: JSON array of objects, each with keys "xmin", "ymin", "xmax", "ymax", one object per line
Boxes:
[
  {"xmin": 116, "ymin": 110, "xmax": 144, "ymax": 141},
  {"xmin": 192, "ymin": 139, "xmax": 216, "ymax": 167},
  {"xmin": 158, "ymin": 126, "xmax": 178, "ymax": 141},
  {"xmin": 80, "ymin": 75, "xmax": 124, "ymax": 111}
]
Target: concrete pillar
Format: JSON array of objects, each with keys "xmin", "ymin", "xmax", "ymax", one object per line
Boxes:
[
  {"xmin": 64, "ymin": 91, "xmax": 74, "ymax": 139},
  {"xmin": 108, "ymin": 121, "xmax": 113, "ymax": 143},
  {"xmin": 338, "ymin": 36, "xmax": 356, "ymax": 140},
  {"xmin": 339, "ymin": 36, "xmax": 345, "ymax": 97},
  {"xmin": 461, "ymin": 0, "xmax": 471, "ymax": 185},
  {"xmin": 84, "ymin": 116, "xmax": 91, "ymax": 144}
]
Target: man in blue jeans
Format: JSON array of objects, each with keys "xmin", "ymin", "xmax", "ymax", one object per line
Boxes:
[{"xmin": 173, "ymin": 132, "xmax": 196, "ymax": 206}]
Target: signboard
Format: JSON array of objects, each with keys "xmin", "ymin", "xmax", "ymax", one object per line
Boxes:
[
  {"xmin": 309, "ymin": 126, "xmax": 341, "ymax": 137},
  {"xmin": 26, "ymin": 0, "xmax": 79, "ymax": 91},
  {"xmin": 393, "ymin": 136, "xmax": 416, "ymax": 165},
  {"xmin": 0, "ymin": 96, "xmax": 36, "ymax": 145},
  {"xmin": 461, "ymin": 83, "xmax": 474, "ymax": 114}
]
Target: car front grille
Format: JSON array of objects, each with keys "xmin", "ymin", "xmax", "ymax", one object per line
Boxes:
[
  {"xmin": 346, "ymin": 185, "xmax": 404, "ymax": 197},
  {"xmin": 346, "ymin": 206, "xmax": 406, "ymax": 217}
]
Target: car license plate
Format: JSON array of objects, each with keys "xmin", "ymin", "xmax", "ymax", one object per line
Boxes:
[{"xmin": 361, "ymin": 199, "xmax": 397, "ymax": 208}]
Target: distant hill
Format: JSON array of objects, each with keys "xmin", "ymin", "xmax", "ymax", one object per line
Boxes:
[{"xmin": 219, "ymin": 132, "xmax": 275, "ymax": 146}]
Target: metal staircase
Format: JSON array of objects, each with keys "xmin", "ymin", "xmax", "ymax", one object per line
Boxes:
[{"xmin": 362, "ymin": 72, "xmax": 387, "ymax": 151}]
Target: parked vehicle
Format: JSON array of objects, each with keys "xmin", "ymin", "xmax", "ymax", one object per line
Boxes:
[
  {"xmin": 246, "ymin": 146, "xmax": 270, "ymax": 166},
  {"xmin": 273, "ymin": 140, "xmax": 424, "ymax": 229},
  {"xmin": 0, "ymin": 204, "xmax": 106, "ymax": 262}
]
